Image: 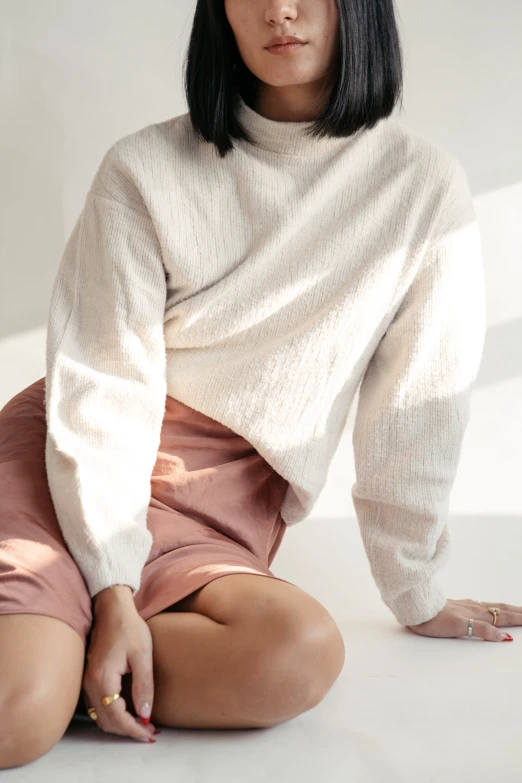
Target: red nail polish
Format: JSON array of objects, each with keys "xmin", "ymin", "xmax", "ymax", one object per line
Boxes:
[
  {"xmin": 502, "ymin": 634, "xmax": 513, "ymax": 641},
  {"xmin": 153, "ymin": 729, "xmax": 162, "ymax": 734},
  {"xmin": 148, "ymin": 737, "xmax": 156, "ymax": 743},
  {"xmin": 140, "ymin": 716, "xmax": 151, "ymax": 725}
]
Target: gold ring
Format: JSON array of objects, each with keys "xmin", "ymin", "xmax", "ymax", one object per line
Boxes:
[
  {"xmin": 488, "ymin": 607, "xmax": 500, "ymax": 626},
  {"xmin": 100, "ymin": 693, "xmax": 121, "ymax": 707},
  {"xmin": 87, "ymin": 692, "xmax": 121, "ymax": 721}
]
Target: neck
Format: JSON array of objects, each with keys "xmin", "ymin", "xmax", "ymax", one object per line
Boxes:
[{"xmin": 251, "ymin": 86, "xmax": 330, "ymax": 123}]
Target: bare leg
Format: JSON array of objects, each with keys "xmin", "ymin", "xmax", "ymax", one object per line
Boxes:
[
  {"xmin": 0, "ymin": 614, "xmax": 85, "ymax": 769},
  {"xmin": 132, "ymin": 575, "xmax": 345, "ymax": 730}
]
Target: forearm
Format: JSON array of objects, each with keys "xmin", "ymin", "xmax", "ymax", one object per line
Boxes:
[{"xmin": 93, "ymin": 584, "xmax": 135, "ymax": 615}]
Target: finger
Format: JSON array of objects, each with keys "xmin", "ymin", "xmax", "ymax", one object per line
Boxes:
[
  {"xmin": 83, "ymin": 687, "xmax": 156, "ymax": 739},
  {"xmin": 466, "ymin": 619, "xmax": 513, "ymax": 642},
  {"xmin": 472, "ymin": 601, "xmax": 522, "ymax": 613},
  {"xmin": 472, "ymin": 605, "xmax": 520, "ymax": 628},
  {"xmin": 129, "ymin": 645, "xmax": 155, "ymax": 725},
  {"xmin": 485, "ymin": 602, "xmax": 522, "ymax": 614},
  {"xmin": 89, "ymin": 671, "xmax": 156, "ymax": 741},
  {"xmin": 99, "ymin": 693, "xmax": 156, "ymax": 741},
  {"xmin": 483, "ymin": 609, "xmax": 520, "ymax": 627}
]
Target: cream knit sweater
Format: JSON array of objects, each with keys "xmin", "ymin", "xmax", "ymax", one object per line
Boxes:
[{"xmin": 44, "ymin": 95, "xmax": 486, "ymax": 626}]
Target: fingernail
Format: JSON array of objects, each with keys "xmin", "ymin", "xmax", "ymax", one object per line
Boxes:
[
  {"xmin": 500, "ymin": 633, "xmax": 513, "ymax": 641},
  {"xmin": 140, "ymin": 716, "xmax": 151, "ymax": 726},
  {"xmin": 139, "ymin": 736, "xmax": 156, "ymax": 743},
  {"xmin": 139, "ymin": 702, "xmax": 151, "ymax": 720},
  {"xmin": 153, "ymin": 729, "xmax": 162, "ymax": 734}
]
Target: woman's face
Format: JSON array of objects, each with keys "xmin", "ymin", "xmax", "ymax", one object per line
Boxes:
[{"xmin": 225, "ymin": 0, "xmax": 339, "ymax": 115}]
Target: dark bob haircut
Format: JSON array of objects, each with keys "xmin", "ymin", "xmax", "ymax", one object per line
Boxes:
[{"xmin": 184, "ymin": 0, "xmax": 404, "ymax": 159}]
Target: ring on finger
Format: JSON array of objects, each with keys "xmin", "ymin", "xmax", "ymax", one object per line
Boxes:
[
  {"xmin": 472, "ymin": 600, "xmax": 501, "ymax": 626},
  {"xmin": 87, "ymin": 692, "xmax": 121, "ymax": 722}
]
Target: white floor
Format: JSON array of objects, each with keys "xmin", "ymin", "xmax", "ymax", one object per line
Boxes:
[{"xmin": 1, "ymin": 328, "xmax": 521, "ymax": 782}]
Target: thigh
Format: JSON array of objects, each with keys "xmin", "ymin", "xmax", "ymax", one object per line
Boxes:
[
  {"xmin": 168, "ymin": 573, "xmax": 341, "ymax": 636},
  {"xmin": 0, "ymin": 614, "xmax": 85, "ymax": 767},
  {"xmin": 158, "ymin": 574, "xmax": 346, "ymax": 697}
]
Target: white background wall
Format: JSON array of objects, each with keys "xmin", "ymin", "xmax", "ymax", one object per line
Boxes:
[{"xmin": 1, "ymin": 1, "xmax": 521, "ymax": 621}]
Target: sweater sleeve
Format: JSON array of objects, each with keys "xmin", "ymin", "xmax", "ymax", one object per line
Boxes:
[
  {"xmin": 44, "ymin": 143, "xmax": 168, "ymax": 599},
  {"xmin": 351, "ymin": 158, "xmax": 487, "ymax": 627}
]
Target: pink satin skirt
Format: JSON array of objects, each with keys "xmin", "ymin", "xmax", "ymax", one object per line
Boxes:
[{"xmin": 0, "ymin": 377, "xmax": 292, "ymax": 651}]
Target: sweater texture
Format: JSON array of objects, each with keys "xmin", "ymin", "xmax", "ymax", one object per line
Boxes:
[{"xmin": 44, "ymin": 95, "xmax": 486, "ymax": 625}]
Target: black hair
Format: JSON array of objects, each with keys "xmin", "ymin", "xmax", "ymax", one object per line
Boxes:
[{"xmin": 183, "ymin": 0, "xmax": 404, "ymax": 159}]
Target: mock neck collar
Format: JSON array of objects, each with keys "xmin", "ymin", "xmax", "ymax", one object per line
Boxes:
[{"xmin": 236, "ymin": 95, "xmax": 365, "ymax": 157}]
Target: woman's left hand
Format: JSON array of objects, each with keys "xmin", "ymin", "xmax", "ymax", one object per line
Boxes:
[{"xmin": 405, "ymin": 598, "xmax": 517, "ymax": 641}]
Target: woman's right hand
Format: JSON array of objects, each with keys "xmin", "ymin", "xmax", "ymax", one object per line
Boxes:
[{"xmin": 82, "ymin": 596, "xmax": 159, "ymax": 742}]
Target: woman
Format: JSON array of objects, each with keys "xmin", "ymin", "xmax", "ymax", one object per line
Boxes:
[{"xmin": 0, "ymin": 0, "xmax": 516, "ymax": 769}]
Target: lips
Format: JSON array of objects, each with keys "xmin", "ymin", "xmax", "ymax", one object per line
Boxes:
[
  {"xmin": 265, "ymin": 35, "xmax": 306, "ymax": 48},
  {"xmin": 266, "ymin": 42, "xmax": 306, "ymax": 54}
]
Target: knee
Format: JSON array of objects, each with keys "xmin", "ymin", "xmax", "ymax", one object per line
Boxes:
[
  {"xmin": 278, "ymin": 611, "xmax": 345, "ymax": 704},
  {"xmin": 302, "ymin": 615, "xmax": 346, "ymax": 706},
  {"xmin": 248, "ymin": 608, "xmax": 346, "ymax": 725},
  {"xmin": 0, "ymin": 690, "xmax": 69, "ymax": 770}
]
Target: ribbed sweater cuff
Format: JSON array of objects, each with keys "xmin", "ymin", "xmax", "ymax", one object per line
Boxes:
[
  {"xmin": 388, "ymin": 578, "xmax": 448, "ymax": 627},
  {"xmin": 86, "ymin": 565, "xmax": 141, "ymax": 600}
]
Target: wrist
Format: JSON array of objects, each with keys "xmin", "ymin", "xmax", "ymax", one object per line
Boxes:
[{"xmin": 93, "ymin": 584, "xmax": 135, "ymax": 613}]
